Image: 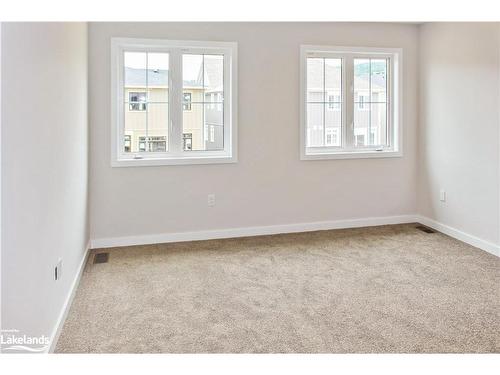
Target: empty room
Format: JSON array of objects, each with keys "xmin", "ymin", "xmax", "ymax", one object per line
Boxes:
[{"xmin": 1, "ymin": 2, "xmax": 499, "ymax": 371}]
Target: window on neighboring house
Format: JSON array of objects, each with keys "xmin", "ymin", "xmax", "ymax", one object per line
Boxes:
[
  {"xmin": 301, "ymin": 45, "xmax": 402, "ymax": 160},
  {"xmin": 183, "ymin": 133, "xmax": 193, "ymax": 150},
  {"xmin": 355, "ymin": 134, "xmax": 365, "ymax": 147},
  {"xmin": 124, "ymin": 135, "xmax": 132, "ymax": 152},
  {"xmin": 138, "ymin": 136, "xmax": 167, "ymax": 152},
  {"xmin": 209, "ymin": 125, "xmax": 215, "ymax": 143},
  {"xmin": 183, "ymin": 93, "xmax": 192, "ymax": 111},
  {"xmin": 327, "ymin": 94, "xmax": 341, "ymax": 110},
  {"xmin": 369, "ymin": 131, "xmax": 376, "ymax": 145},
  {"xmin": 216, "ymin": 93, "xmax": 223, "ymax": 111},
  {"xmin": 325, "ymin": 128, "xmax": 339, "ymax": 146},
  {"xmin": 128, "ymin": 92, "xmax": 147, "ymax": 111},
  {"xmin": 357, "ymin": 94, "xmax": 368, "ymax": 110},
  {"xmin": 111, "ymin": 38, "xmax": 237, "ymax": 166}
]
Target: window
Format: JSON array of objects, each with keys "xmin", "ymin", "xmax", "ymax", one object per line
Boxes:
[
  {"xmin": 183, "ymin": 93, "xmax": 192, "ymax": 111},
  {"xmin": 209, "ymin": 125, "xmax": 215, "ymax": 143},
  {"xmin": 355, "ymin": 134, "xmax": 365, "ymax": 147},
  {"xmin": 124, "ymin": 135, "xmax": 132, "ymax": 152},
  {"xmin": 111, "ymin": 38, "xmax": 237, "ymax": 166},
  {"xmin": 128, "ymin": 92, "xmax": 147, "ymax": 111},
  {"xmin": 138, "ymin": 136, "xmax": 167, "ymax": 152},
  {"xmin": 325, "ymin": 128, "xmax": 339, "ymax": 146},
  {"xmin": 357, "ymin": 94, "xmax": 368, "ymax": 110},
  {"xmin": 300, "ymin": 45, "xmax": 402, "ymax": 160},
  {"xmin": 183, "ymin": 133, "xmax": 193, "ymax": 151},
  {"xmin": 328, "ymin": 94, "xmax": 341, "ymax": 110}
]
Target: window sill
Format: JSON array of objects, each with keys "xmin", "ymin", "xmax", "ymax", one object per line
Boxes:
[
  {"xmin": 301, "ymin": 149, "xmax": 402, "ymax": 161},
  {"xmin": 111, "ymin": 154, "xmax": 237, "ymax": 167}
]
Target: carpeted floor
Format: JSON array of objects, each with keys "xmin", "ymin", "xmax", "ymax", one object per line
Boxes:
[{"xmin": 55, "ymin": 224, "xmax": 500, "ymax": 353}]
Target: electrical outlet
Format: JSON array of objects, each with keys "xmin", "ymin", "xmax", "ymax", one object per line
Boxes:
[
  {"xmin": 439, "ymin": 189, "xmax": 446, "ymax": 202},
  {"xmin": 54, "ymin": 258, "xmax": 62, "ymax": 281},
  {"xmin": 207, "ymin": 194, "xmax": 216, "ymax": 207}
]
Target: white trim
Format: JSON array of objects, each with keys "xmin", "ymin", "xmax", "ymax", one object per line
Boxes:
[
  {"xmin": 47, "ymin": 241, "xmax": 91, "ymax": 353},
  {"xmin": 91, "ymin": 215, "xmax": 500, "ymax": 258},
  {"xmin": 416, "ymin": 215, "xmax": 500, "ymax": 258},
  {"xmin": 91, "ymin": 215, "xmax": 416, "ymax": 249},
  {"xmin": 302, "ymin": 149, "xmax": 402, "ymax": 160},
  {"xmin": 300, "ymin": 45, "xmax": 403, "ymax": 161},
  {"xmin": 110, "ymin": 38, "xmax": 238, "ymax": 167}
]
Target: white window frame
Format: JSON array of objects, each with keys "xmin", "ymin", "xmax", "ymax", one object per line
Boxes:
[
  {"xmin": 300, "ymin": 45, "xmax": 403, "ymax": 160},
  {"xmin": 111, "ymin": 38, "xmax": 238, "ymax": 167}
]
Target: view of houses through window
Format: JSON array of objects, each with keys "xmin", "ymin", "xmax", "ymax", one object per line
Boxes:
[
  {"xmin": 306, "ymin": 58, "xmax": 343, "ymax": 147},
  {"xmin": 123, "ymin": 51, "xmax": 224, "ymax": 153},
  {"xmin": 182, "ymin": 54, "xmax": 224, "ymax": 151},
  {"xmin": 124, "ymin": 51, "xmax": 169, "ymax": 153},
  {"xmin": 353, "ymin": 58, "xmax": 388, "ymax": 147},
  {"xmin": 306, "ymin": 56, "xmax": 388, "ymax": 148}
]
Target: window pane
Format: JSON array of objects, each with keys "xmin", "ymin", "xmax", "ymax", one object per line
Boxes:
[
  {"xmin": 306, "ymin": 58, "xmax": 324, "ymax": 102},
  {"xmin": 182, "ymin": 54, "xmax": 225, "ymax": 151},
  {"xmin": 306, "ymin": 58, "xmax": 343, "ymax": 148},
  {"xmin": 370, "ymin": 103, "xmax": 387, "ymax": 146},
  {"xmin": 124, "ymin": 105, "xmax": 146, "ymax": 153},
  {"xmin": 306, "ymin": 103, "xmax": 324, "ymax": 147},
  {"xmin": 147, "ymin": 53, "xmax": 169, "ymax": 102},
  {"xmin": 354, "ymin": 58, "xmax": 389, "ymax": 148},
  {"xmin": 147, "ymin": 103, "xmax": 169, "ymax": 152}
]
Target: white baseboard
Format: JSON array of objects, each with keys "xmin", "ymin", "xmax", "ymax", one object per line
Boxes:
[
  {"xmin": 90, "ymin": 215, "xmax": 417, "ymax": 249},
  {"xmin": 46, "ymin": 240, "xmax": 91, "ymax": 353},
  {"xmin": 416, "ymin": 215, "xmax": 499, "ymax": 257},
  {"xmin": 91, "ymin": 215, "xmax": 499, "ymax": 259}
]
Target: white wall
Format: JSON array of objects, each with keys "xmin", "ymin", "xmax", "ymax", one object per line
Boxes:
[
  {"xmin": 1, "ymin": 23, "xmax": 89, "ymax": 349},
  {"xmin": 418, "ymin": 23, "xmax": 500, "ymax": 247},
  {"xmin": 89, "ymin": 22, "xmax": 419, "ymax": 241}
]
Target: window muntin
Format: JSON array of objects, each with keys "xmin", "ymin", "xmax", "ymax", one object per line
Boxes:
[
  {"xmin": 112, "ymin": 38, "xmax": 237, "ymax": 166},
  {"xmin": 301, "ymin": 46, "xmax": 401, "ymax": 159}
]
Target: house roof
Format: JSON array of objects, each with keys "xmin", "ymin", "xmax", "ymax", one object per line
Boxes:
[
  {"xmin": 307, "ymin": 60, "xmax": 386, "ymax": 91},
  {"xmin": 125, "ymin": 68, "xmax": 169, "ymax": 87},
  {"xmin": 125, "ymin": 56, "xmax": 223, "ymax": 90},
  {"xmin": 124, "ymin": 60, "xmax": 384, "ymax": 91},
  {"xmin": 197, "ymin": 56, "xmax": 224, "ymax": 92}
]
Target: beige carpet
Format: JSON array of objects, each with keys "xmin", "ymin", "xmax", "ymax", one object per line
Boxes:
[{"xmin": 55, "ymin": 224, "xmax": 500, "ymax": 353}]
